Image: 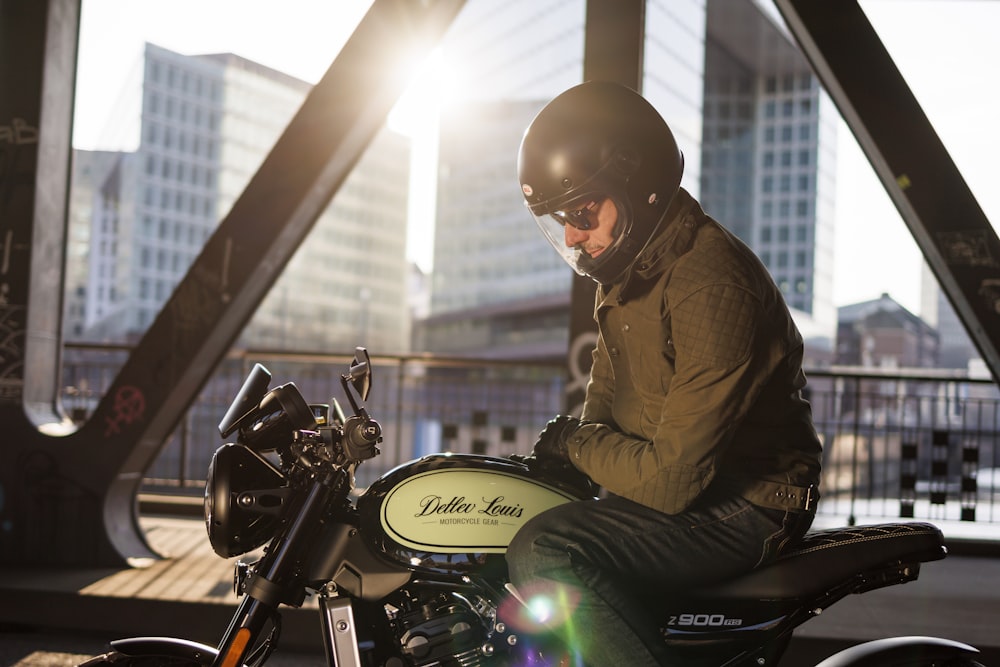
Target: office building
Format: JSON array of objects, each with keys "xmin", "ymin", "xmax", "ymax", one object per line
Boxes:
[
  {"xmin": 920, "ymin": 263, "xmax": 979, "ymax": 370},
  {"xmin": 702, "ymin": 0, "xmax": 838, "ymax": 341},
  {"xmin": 71, "ymin": 43, "xmax": 412, "ymax": 353}
]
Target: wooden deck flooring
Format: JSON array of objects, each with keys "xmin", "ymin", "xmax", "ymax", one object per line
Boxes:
[{"xmin": 76, "ymin": 517, "xmax": 238, "ymax": 604}]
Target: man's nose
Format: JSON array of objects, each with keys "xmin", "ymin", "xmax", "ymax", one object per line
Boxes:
[{"xmin": 565, "ymin": 225, "xmax": 588, "ymax": 247}]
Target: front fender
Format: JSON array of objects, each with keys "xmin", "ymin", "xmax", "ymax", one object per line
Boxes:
[
  {"xmin": 90, "ymin": 636, "xmax": 219, "ymax": 665},
  {"xmin": 815, "ymin": 636, "xmax": 979, "ymax": 666}
]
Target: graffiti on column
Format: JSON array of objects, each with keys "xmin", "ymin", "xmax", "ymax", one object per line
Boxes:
[
  {"xmin": 104, "ymin": 385, "xmax": 147, "ymax": 437},
  {"xmin": 0, "ymin": 117, "xmax": 39, "ymax": 403},
  {"xmin": 935, "ymin": 230, "xmax": 1000, "ymax": 316}
]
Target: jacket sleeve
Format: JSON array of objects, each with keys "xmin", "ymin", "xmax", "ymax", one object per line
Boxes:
[{"xmin": 568, "ymin": 281, "xmax": 782, "ymax": 514}]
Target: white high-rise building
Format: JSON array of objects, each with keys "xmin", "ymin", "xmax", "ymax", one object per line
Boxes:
[{"xmin": 73, "ymin": 43, "xmax": 412, "ymax": 353}]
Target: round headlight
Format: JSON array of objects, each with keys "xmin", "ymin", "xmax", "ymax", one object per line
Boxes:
[{"xmin": 205, "ymin": 444, "xmax": 287, "ymax": 558}]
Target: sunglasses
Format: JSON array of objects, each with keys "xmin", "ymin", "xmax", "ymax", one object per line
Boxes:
[{"xmin": 551, "ymin": 199, "xmax": 603, "ymax": 231}]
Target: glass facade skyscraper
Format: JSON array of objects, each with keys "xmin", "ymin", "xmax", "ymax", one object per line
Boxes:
[{"xmin": 701, "ymin": 0, "xmax": 838, "ymax": 340}]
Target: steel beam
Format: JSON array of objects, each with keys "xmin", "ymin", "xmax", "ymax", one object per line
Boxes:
[{"xmin": 774, "ymin": 0, "xmax": 1000, "ymax": 382}]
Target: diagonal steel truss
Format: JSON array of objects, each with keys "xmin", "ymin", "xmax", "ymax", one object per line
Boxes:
[{"xmin": 775, "ymin": 0, "xmax": 1000, "ymax": 383}]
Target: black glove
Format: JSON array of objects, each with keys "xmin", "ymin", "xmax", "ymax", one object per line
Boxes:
[
  {"xmin": 534, "ymin": 457, "xmax": 598, "ymax": 498},
  {"xmin": 508, "ymin": 450, "xmax": 597, "ymax": 499},
  {"xmin": 531, "ymin": 415, "xmax": 582, "ymax": 463}
]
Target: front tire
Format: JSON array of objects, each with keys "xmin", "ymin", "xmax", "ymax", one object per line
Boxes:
[
  {"xmin": 76, "ymin": 637, "xmax": 218, "ymax": 666},
  {"xmin": 77, "ymin": 651, "xmax": 206, "ymax": 666},
  {"xmin": 814, "ymin": 636, "xmax": 982, "ymax": 667}
]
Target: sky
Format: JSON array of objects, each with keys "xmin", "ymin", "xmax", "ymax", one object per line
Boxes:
[{"xmin": 71, "ymin": 0, "xmax": 1000, "ymax": 318}]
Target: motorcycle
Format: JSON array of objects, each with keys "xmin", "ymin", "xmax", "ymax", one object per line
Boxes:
[{"xmin": 82, "ymin": 348, "xmax": 985, "ymax": 666}]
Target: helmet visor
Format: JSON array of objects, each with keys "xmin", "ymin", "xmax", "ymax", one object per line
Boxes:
[{"xmin": 531, "ymin": 194, "xmax": 632, "ymax": 278}]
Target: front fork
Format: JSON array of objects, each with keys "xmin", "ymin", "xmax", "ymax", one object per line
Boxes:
[{"xmin": 211, "ymin": 470, "xmax": 345, "ymax": 667}]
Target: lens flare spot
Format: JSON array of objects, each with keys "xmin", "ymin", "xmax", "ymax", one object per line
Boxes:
[
  {"xmin": 499, "ymin": 580, "xmax": 582, "ymax": 634},
  {"xmin": 528, "ymin": 596, "xmax": 555, "ymax": 623}
]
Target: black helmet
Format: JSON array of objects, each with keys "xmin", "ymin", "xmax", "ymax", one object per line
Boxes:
[{"xmin": 518, "ymin": 81, "xmax": 684, "ymax": 284}]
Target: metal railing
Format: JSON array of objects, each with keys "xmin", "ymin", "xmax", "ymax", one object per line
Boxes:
[
  {"xmin": 59, "ymin": 346, "xmax": 1000, "ymax": 527},
  {"xmin": 806, "ymin": 366, "xmax": 1000, "ymax": 528}
]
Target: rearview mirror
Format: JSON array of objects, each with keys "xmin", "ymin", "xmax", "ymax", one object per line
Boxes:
[{"xmin": 219, "ymin": 364, "xmax": 271, "ymax": 438}]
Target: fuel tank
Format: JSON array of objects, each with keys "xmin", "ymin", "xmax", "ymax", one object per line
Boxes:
[{"xmin": 357, "ymin": 453, "xmax": 586, "ymax": 574}]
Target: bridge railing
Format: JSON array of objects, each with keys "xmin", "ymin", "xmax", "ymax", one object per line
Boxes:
[{"xmin": 59, "ymin": 346, "xmax": 1000, "ymax": 526}]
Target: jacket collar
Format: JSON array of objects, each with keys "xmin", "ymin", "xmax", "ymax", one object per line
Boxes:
[{"xmin": 599, "ymin": 188, "xmax": 702, "ymax": 305}]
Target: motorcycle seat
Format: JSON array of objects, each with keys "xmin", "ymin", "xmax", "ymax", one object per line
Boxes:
[{"xmin": 692, "ymin": 521, "xmax": 946, "ymax": 601}]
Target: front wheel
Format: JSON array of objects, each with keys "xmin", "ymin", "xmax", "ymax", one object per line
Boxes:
[
  {"xmin": 813, "ymin": 636, "xmax": 983, "ymax": 667},
  {"xmin": 78, "ymin": 652, "xmax": 206, "ymax": 666},
  {"xmin": 77, "ymin": 637, "xmax": 218, "ymax": 666}
]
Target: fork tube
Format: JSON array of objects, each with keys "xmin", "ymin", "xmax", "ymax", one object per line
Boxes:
[{"xmin": 320, "ymin": 594, "xmax": 364, "ymax": 667}]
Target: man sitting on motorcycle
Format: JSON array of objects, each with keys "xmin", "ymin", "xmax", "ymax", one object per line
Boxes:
[{"xmin": 506, "ymin": 81, "xmax": 823, "ymax": 666}]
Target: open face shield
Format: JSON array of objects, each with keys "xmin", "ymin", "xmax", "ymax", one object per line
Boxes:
[{"xmin": 530, "ymin": 193, "xmax": 633, "ymax": 279}]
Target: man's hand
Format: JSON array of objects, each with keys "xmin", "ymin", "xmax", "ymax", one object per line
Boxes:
[{"xmin": 532, "ymin": 415, "xmax": 582, "ymax": 463}]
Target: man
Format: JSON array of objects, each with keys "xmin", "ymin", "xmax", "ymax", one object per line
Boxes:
[{"xmin": 506, "ymin": 81, "xmax": 823, "ymax": 666}]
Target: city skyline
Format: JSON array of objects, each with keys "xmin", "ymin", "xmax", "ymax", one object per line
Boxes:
[{"xmin": 71, "ymin": 0, "xmax": 1000, "ymax": 319}]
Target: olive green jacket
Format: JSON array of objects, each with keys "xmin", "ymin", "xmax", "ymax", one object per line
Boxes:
[{"xmin": 566, "ymin": 188, "xmax": 822, "ymax": 515}]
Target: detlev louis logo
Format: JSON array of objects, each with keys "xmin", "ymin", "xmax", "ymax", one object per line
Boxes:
[{"xmin": 415, "ymin": 495, "xmax": 525, "ymax": 520}]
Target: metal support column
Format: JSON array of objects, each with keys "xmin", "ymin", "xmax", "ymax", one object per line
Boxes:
[
  {"xmin": 0, "ymin": 0, "xmax": 85, "ymax": 563},
  {"xmin": 565, "ymin": 0, "xmax": 645, "ymax": 415}
]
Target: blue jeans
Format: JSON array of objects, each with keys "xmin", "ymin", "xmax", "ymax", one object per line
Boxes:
[{"xmin": 505, "ymin": 486, "xmax": 812, "ymax": 666}]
